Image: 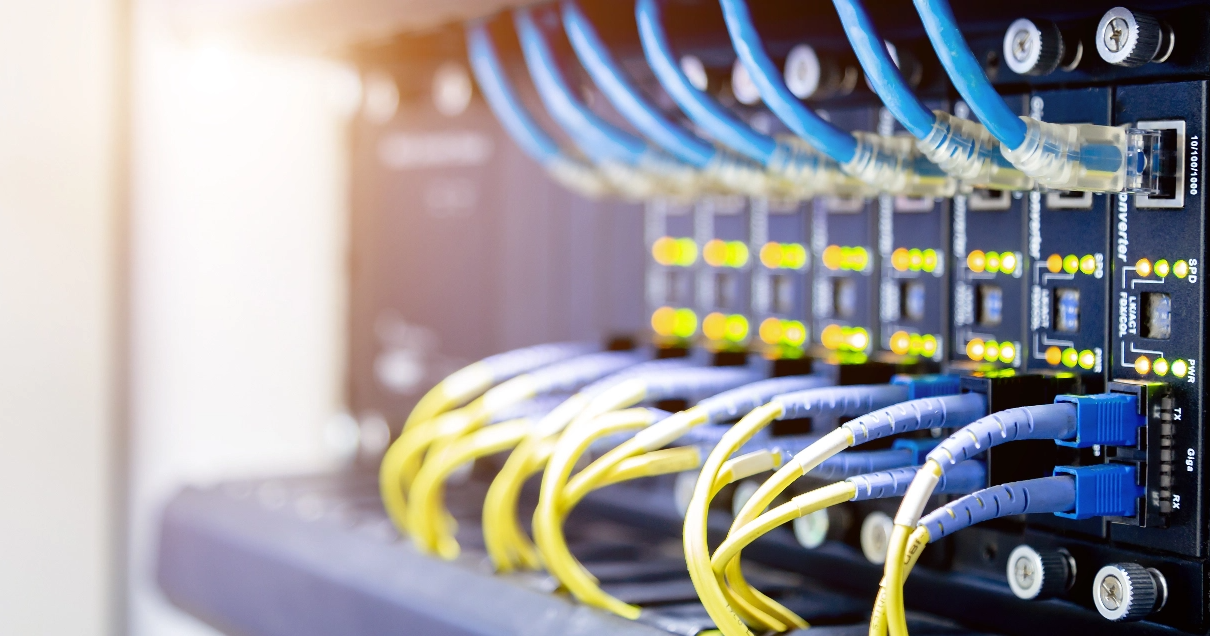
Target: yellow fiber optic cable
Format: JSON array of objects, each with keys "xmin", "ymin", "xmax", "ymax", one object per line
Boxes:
[{"xmin": 869, "ymin": 526, "xmax": 929, "ymax": 636}]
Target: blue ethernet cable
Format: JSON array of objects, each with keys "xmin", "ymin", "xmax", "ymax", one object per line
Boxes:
[
  {"xmin": 513, "ymin": 7, "xmax": 651, "ymax": 165},
  {"xmin": 717, "ymin": 0, "xmax": 858, "ymax": 163},
  {"xmin": 560, "ymin": 0, "xmax": 714, "ymax": 168}
]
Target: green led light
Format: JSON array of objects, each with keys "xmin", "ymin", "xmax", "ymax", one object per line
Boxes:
[
  {"xmin": 1172, "ymin": 359, "xmax": 1189, "ymax": 378},
  {"xmin": 1079, "ymin": 255, "xmax": 1097, "ymax": 275},
  {"xmin": 672, "ymin": 308, "xmax": 697, "ymax": 338},
  {"xmin": 985, "ymin": 252, "xmax": 1001, "ymax": 273},
  {"xmin": 724, "ymin": 314, "xmax": 749, "ymax": 342},
  {"xmin": 782, "ymin": 320, "xmax": 807, "ymax": 347},
  {"xmin": 725, "ymin": 241, "xmax": 749, "ymax": 268},
  {"xmin": 674, "ymin": 238, "xmax": 698, "ymax": 267},
  {"xmin": 922, "ymin": 249, "xmax": 938, "ymax": 273},
  {"xmin": 1078, "ymin": 350, "xmax": 1096, "ymax": 370},
  {"xmin": 1063, "ymin": 254, "xmax": 1079, "ymax": 274},
  {"xmin": 1061, "ymin": 347, "xmax": 1079, "ymax": 368},
  {"xmin": 1155, "ymin": 259, "xmax": 1171, "ymax": 278},
  {"xmin": 849, "ymin": 246, "xmax": 869, "ymax": 271},
  {"xmin": 908, "ymin": 248, "xmax": 923, "ymax": 271},
  {"xmin": 781, "ymin": 243, "xmax": 807, "ymax": 269}
]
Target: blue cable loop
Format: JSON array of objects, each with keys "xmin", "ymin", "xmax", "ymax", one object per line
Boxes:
[
  {"xmin": 913, "ymin": 0, "xmax": 1028, "ymax": 149},
  {"xmin": 926, "ymin": 403, "xmax": 1078, "ymax": 468},
  {"xmin": 529, "ymin": 350, "xmax": 651, "ymax": 394},
  {"xmin": 811, "ymin": 448, "xmax": 915, "ymax": 480},
  {"xmin": 643, "ymin": 366, "xmax": 764, "ymax": 403},
  {"xmin": 849, "ymin": 460, "xmax": 985, "ymax": 501},
  {"xmin": 718, "ymin": 0, "xmax": 858, "ymax": 163},
  {"xmin": 843, "ymin": 393, "xmax": 987, "ymax": 446},
  {"xmin": 832, "ymin": 0, "xmax": 935, "ymax": 139},
  {"xmin": 696, "ymin": 375, "xmax": 833, "ymax": 423},
  {"xmin": 513, "ymin": 8, "xmax": 650, "ymax": 164},
  {"xmin": 561, "ymin": 1, "xmax": 715, "ymax": 168},
  {"xmin": 773, "ymin": 384, "xmax": 910, "ymax": 421},
  {"xmin": 635, "ymin": 0, "xmax": 778, "ymax": 164},
  {"xmin": 920, "ymin": 476, "xmax": 1076, "ymax": 541},
  {"xmin": 465, "ymin": 22, "xmax": 565, "ymax": 164}
]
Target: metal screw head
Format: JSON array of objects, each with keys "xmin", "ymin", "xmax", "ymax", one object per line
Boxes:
[
  {"xmin": 1011, "ymin": 29, "xmax": 1034, "ymax": 62},
  {"xmin": 1013, "ymin": 554, "xmax": 1037, "ymax": 587},
  {"xmin": 1103, "ymin": 16, "xmax": 1130, "ymax": 53},
  {"xmin": 1100, "ymin": 573, "xmax": 1124, "ymax": 610}
]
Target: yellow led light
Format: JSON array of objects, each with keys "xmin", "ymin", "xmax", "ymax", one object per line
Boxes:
[
  {"xmin": 1174, "ymin": 260, "xmax": 1189, "ymax": 279},
  {"xmin": 984, "ymin": 340, "xmax": 1001, "ymax": 362},
  {"xmin": 985, "ymin": 252, "xmax": 1001, "ymax": 273},
  {"xmin": 908, "ymin": 248, "xmax": 924, "ymax": 271},
  {"xmin": 1046, "ymin": 254, "xmax": 1063, "ymax": 274},
  {"xmin": 652, "ymin": 306, "xmax": 676, "ymax": 337},
  {"xmin": 821, "ymin": 324, "xmax": 845, "ymax": 350},
  {"xmin": 822, "ymin": 245, "xmax": 843, "ymax": 271},
  {"xmin": 921, "ymin": 334, "xmax": 937, "ymax": 356},
  {"xmin": 909, "ymin": 333, "xmax": 924, "ymax": 355},
  {"xmin": 782, "ymin": 243, "xmax": 808, "ymax": 269},
  {"xmin": 999, "ymin": 342, "xmax": 1017, "ymax": 364},
  {"xmin": 1153, "ymin": 358, "xmax": 1170, "ymax": 377},
  {"xmin": 1155, "ymin": 259, "xmax": 1170, "ymax": 278},
  {"xmin": 1136, "ymin": 258, "xmax": 1152, "ymax": 278},
  {"xmin": 672, "ymin": 308, "xmax": 697, "ymax": 339},
  {"xmin": 1078, "ymin": 350, "xmax": 1096, "ymax": 370},
  {"xmin": 891, "ymin": 248, "xmax": 911, "ymax": 272},
  {"xmin": 1172, "ymin": 359, "xmax": 1189, "ymax": 378},
  {"xmin": 848, "ymin": 247, "xmax": 870, "ymax": 271},
  {"xmin": 848, "ymin": 328, "xmax": 870, "ymax": 351},
  {"xmin": 966, "ymin": 338, "xmax": 985, "ymax": 361},
  {"xmin": 675, "ymin": 238, "xmax": 697, "ymax": 266},
  {"xmin": 703, "ymin": 239, "xmax": 727, "ymax": 267},
  {"xmin": 1134, "ymin": 355, "xmax": 1151, "ymax": 375},
  {"xmin": 727, "ymin": 242, "xmax": 750, "ymax": 268},
  {"xmin": 759, "ymin": 317, "xmax": 782, "ymax": 345},
  {"xmin": 1062, "ymin": 348, "xmax": 1079, "ymax": 368},
  {"xmin": 1045, "ymin": 346, "xmax": 1062, "ymax": 366},
  {"xmin": 999, "ymin": 252, "xmax": 1018, "ymax": 274},
  {"xmin": 1080, "ymin": 255, "xmax": 1096, "ymax": 275},
  {"xmin": 652, "ymin": 237, "xmax": 677, "ymax": 266},
  {"xmin": 783, "ymin": 320, "xmax": 807, "ymax": 347},
  {"xmin": 724, "ymin": 314, "xmax": 749, "ymax": 341},
  {"xmin": 922, "ymin": 249, "xmax": 938, "ymax": 273},
  {"xmin": 967, "ymin": 250, "xmax": 986, "ymax": 273},
  {"xmin": 702, "ymin": 312, "xmax": 727, "ymax": 340},
  {"xmin": 1063, "ymin": 254, "xmax": 1079, "ymax": 274},
  {"xmin": 760, "ymin": 242, "xmax": 782, "ymax": 269},
  {"xmin": 890, "ymin": 330, "xmax": 911, "ymax": 355}
]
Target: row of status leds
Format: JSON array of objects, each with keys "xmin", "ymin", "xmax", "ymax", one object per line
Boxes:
[
  {"xmin": 759, "ymin": 318, "xmax": 808, "ymax": 347},
  {"xmin": 1134, "ymin": 258, "xmax": 1191, "ymax": 279},
  {"xmin": 652, "ymin": 237, "xmax": 697, "ymax": 267},
  {"xmin": 1046, "ymin": 253, "xmax": 1099, "ymax": 276},
  {"xmin": 967, "ymin": 250, "xmax": 1020, "ymax": 275},
  {"xmin": 703, "ymin": 312, "xmax": 750, "ymax": 342},
  {"xmin": 703, "ymin": 240, "xmax": 749, "ymax": 268},
  {"xmin": 889, "ymin": 331, "xmax": 939, "ymax": 357},
  {"xmin": 821, "ymin": 324, "xmax": 870, "ymax": 352},
  {"xmin": 760, "ymin": 242, "xmax": 808, "ymax": 270},
  {"xmin": 651, "ymin": 307, "xmax": 698, "ymax": 339},
  {"xmin": 1044, "ymin": 346, "xmax": 1097, "ymax": 370},
  {"xmin": 821, "ymin": 245, "xmax": 870, "ymax": 272},
  {"xmin": 891, "ymin": 248, "xmax": 940, "ymax": 273},
  {"xmin": 1134, "ymin": 356, "xmax": 1191, "ymax": 378},
  {"xmin": 965, "ymin": 338, "xmax": 1018, "ymax": 364}
]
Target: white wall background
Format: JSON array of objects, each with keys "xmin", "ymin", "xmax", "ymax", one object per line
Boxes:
[{"xmin": 126, "ymin": 2, "xmax": 357, "ymax": 635}]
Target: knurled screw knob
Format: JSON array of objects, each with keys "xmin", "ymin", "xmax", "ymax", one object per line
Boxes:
[
  {"xmin": 1007, "ymin": 545, "xmax": 1076, "ymax": 600},
  {"xmin": 1096, "ymin": 7, "xmax": 1174, "ymax": 68},
  {"xmin": 1093, "ymin": 562, "xmax": 1168, "ymax": 621},
  {"xmin": 1003, "ymin": 18, "xmax": 1078, "ymax": 76}
]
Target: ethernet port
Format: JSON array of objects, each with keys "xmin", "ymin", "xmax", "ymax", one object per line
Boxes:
[
  {"xmin": 1135, "ymin": 120, "xmax": 1184, "ymax": 209},
  {"xmin": 1045, "ymin": 190, "xmax": 1094, "ymax": 210},
  {"xmin": 900, "ymin": 281, "xmax": 926, "ymax": 322},
  {"xmin": 976, "ymin": 284, "xmax": 1003, "ymax": 327},
  {"xmin": 715, "ymin": 272, "xmax": 738, "ymax": 310},
  {"xmin": 969, "ymin": 189, "xmax": 1011, "ymax": 211},
  {"xmin": 833, "ymin": 278, "xmax": 857, "ymax": 318},
  {"xmin": 1141, "ymin": 292, "xmax": 1172, "ymax": 340},
  {"xmin": 771, "ymin": 274, "xmax": 794, "ymax": 315},
  {"xmin": 1053, "ymin": 288, "xmax": 1080, "ymax": 333}
]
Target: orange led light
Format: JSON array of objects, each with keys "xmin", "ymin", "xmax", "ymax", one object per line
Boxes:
[
  {"xmin": 651, "ymin": 307, "xmax": 676, "ymax": 336},
  {"xmin": 702, "ymin": 312, "xmax": 727, "ymax": 340},
  {"xmin": 967, "ymin": 250, "xmax": 986, "ymax": 273},
  {"xmin": 1136, "ymin": 258, "xmax": 1152, "ymax": 278},
  {"xmin": 760, "ymin": 242, "xmax": 782, "ymax": 269},
  {"xmin": 1046, "ymin": 254, "xmax": 1063, "ymax": 274},
  {"xmin": 703, "ymin": 239, "xmax": 728, "ymax": 268},
  {"xmin": 966, "ymin": 338, "xmax": 985, "ymax": 361},
  {"xmin": 759, "ymin": 317, "xmax": 782, "ymax": 345},
  {"xmin": 1135, "ymin": 355, "xmax": 1151, "ymax": 375},
  {"xmin": 821, "ymin": 324, "xmax": 845, "ymax": 350},
  {"xmin": 890, "ymin": 331, "xmax": 911, "ymax": 355},
  {"xmin": 822, "ymin": 245, "xmax": 844, "ymax": 271},
  {"xmin": 1045, "ymin": 346, "xmax": 1062, "ymax": 366},
  {"xmin": 891, "ymin": 248, "xmax": 911, "ymax": 272},
  {"xmin": 652, "ymin": 237, "xmax": 678, "ymax": 266}
]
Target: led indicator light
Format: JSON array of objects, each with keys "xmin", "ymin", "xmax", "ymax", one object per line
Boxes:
[
  {"xmin": 703, "ymin": 239, "xmax": 727, "ymax": 267},
  {"xmin": 702, "ymin": 312, "xmax": 727, "ymax": 340},
  {"xmin": 908, "ymin": 248, "xmax": 924, "ymax": 271},
  {"xmin": 985, "ymin": 252, "xmax": 1001, "ymax": 273},
  {"xmin": 1062, "ymin": 348, "xmax": 1079, "ymax": 368},
  {"xmin": 966, "ymin": 338, "xmax": 985, "ymax": 361},
  {"xmin": 1063, "ymin": 254, "xmax": 1079, "ymax": 274},
  {"xmin": 782, "ymin": 320, "xmax": 807, "ymax": 347},
  {"xmin": 1136, "ymin": 258, "xmax": 1152, "ymax": 278},
  {"xmin": 892, "ymin": 248, "xmax": 910, "ymax": 272},
  {"xmin": 652, "ymin": 307, "xmax": 676, "ymax": 336},
  {"xmin": 760, "ymin": 242, "xmax": 782, "ymax": 269},
  {"xmin": 848, "ymin": 327, "xmax": 869, "ymax": 351},
  {"xmin": 1174, "ymin": 260, "xmax": 1189, "ymax": 278},
  {"xmin": 1045, "ymin": 346, "xmax": 1062, "ymax": 366},
  {"xmin": 848, "ymin": 247, "xmax": 870, "ymax": 271},
  {"xmin": 1134, "ymin": 355, "xmax": 1151, "ymax": 375},
  {"xmin": 781, "ymin": 243, "xmax": 808, "ymax": 269},
  {"xmin": 1079, "ymin": 255, "xmax": 1097, "ymax": 275},
  {"xmin": 999, "ymin": 342, "xmax": 1017, "ymax": 364},
  {"xmin": 984, "ymin": 340, "xmax": 1001, "ymax": 362},
  {"xmin": 674, "ymin": 238, "xmax": 697, "ymax": 266},
  {"xmin": 967, "ymin": 250, "xmax": 986, "ymax": 273},
  {"xmin": 908, "ymin": 333, "xmax": 924, "ymax": 355},
  {"xmin": 759, "ymin": 317, "xmax": 782, "ymax": 345},
  {"xmin": 652, "ymin": 237, "xmax": 677, "ymax": 266},
  {"xmin": 921, "ymin": 334, "xmax": 938, "ymax": 356},
  {"xmin": 1046, "ymin": 254, "xmax": 1063, "ymax": 273},
  {"xmin": 1153, "ymin": 358, "xmax": 1170, "ymax": 377},
  {"xmin": 724, "ymin": 315, "xmax": 749, "ymax": 341},
  {"xmin": 922, "ymin": 249, "xmax": 938, "ymax": 273},
  {"xmin": 999, "ymin": 252, "xmax": 1018, "ymax": 274},
  {"xmin": 1154, "ymin": 259, "xmax": 1170, "ymax": 278},
  {"xmin": 1172, "ymin": 359, "xmax": 1189, "ymax": 378},
  {"xmin": 890, "ymin": 330, "xmax": 911, "ymax": 355},
  {"xmin": 821, "ymin": 324, "xmax": 845, "ymax": 350},
  {"xmin": 822, "ymin": 245, "xmax": 843, "ymax": 270},
  {"xmin": 1078, "ymin": 350, "xmax": 1096, "ymax": 370},
  {"xmin": 672, "ymin": 308, "xmax": 698, "ymax": 339}
]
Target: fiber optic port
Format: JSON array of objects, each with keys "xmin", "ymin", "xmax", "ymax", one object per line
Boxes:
[
  {"xmin": 900, "ymin": 281, "xmax": 926, "ymax": 321},
  {"xmin": 832, "ymin": 278, "xmax": 857, "ymax": 318},
  {"xmin": 1045, "ymin": 190, "xmax": 1094, "ymax": 210},
  {"xmin": 968, "ymin": 188, "xmax": 1011, "ymax": 211},
  {"xmin": 771, "ymin": 274, "xmax": 794, "ymax": 314},
  {"xmin": 1053, "ymin": 288, "xmax": 1080, "ymax": 333},
  {"xmin": 1132, "ymin": 120, "xmax": 1184, "ymax": 208},
  {"xmin": 976, "ymin": 284, "xmax": 1003, "ymax": 327},
  {"xmin": 1140, "ymin": 292, "xmax": 1172, "ymax": 340}
]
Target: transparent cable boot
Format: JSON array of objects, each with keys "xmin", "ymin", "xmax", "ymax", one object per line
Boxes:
[
  {"xmin": 635, "ymin": 151, "xmax": 705, "ymax": 198},
  {"xmin": 547, "ymin": 156, "xmax": 613, "ymax": 198},
  {"xmin": 918, "ymin": 111, "xmax": 1034, "ymax": 192},
  {"xmin": 702, "ymin": 149, "xmax": 774, "ymax": 198},
  {"xmin": 769, "ymin": 135, "xmax": 871, "ymax": 200},
  {"xmin": 1000, "ymin": 116, "xmax": 1163, "ymax": 193},
  {"xmin": 843, "ymin": 132, "xmax": 959, "ymax": 198}
]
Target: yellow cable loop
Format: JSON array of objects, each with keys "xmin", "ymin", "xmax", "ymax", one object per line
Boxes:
[
  {"xmin": 574, "ymin": 447, "xmax": 703, "ymax": 497},
  {"xmin": 532, "ymin": 409, "xmax": 659, "ymax": 620},
  {"xmin": 883, "ymin": 460, "xmax": 941, "ymax": 636},
  {"xmin": 870, "ymin": 526, "xmax": 930, "ymax": 636},
  {"xmin": 713, "ymin": 482, "xmax": 857, "ymax": 573},
  {"xmin": 684, "ymin": 402, "xmax": 784, "ymax": 636},
  {"xmin": 407, "ymin": 418, "xmax": 533, "ymax": 557}
]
